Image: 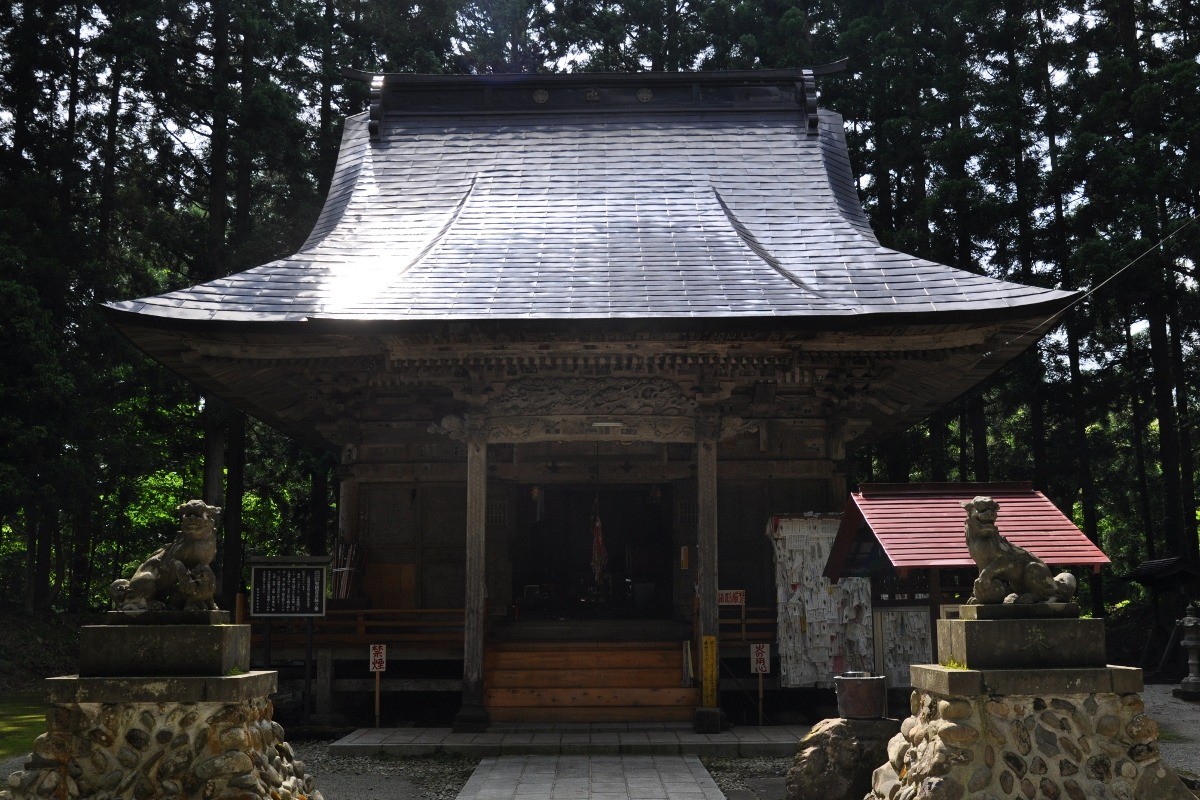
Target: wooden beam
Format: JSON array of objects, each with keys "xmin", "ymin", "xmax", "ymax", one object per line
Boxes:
[{"xmin": 343, "ymin": 458, "xmax": 841, "ymax": 484}]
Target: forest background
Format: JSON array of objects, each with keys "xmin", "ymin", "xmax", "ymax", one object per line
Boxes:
[{"xmin": 0, "ymin": 0, "xmax": 1197, "ymax": 624}]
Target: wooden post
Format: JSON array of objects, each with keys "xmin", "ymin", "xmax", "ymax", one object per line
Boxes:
[
  {"xmin": 369, "ymin": 643, "xmax": 386, "ymax": 727},
  {"xmin": 758, "ymin": 672, "xmax": 764, "ymax": 726},
  {"xmin": 456, "ymin": 430, "xmax": 489, "ymax": 731},
  {"xmin": 829, "ymin": 472, "xmax": 848, "ymax": 509},
  {"xmin": 336, "ymin": 450, "xmax": 359, "ymax": 546},
  {"xmin": 694, "ymin": 418, "xmax": 721, "ymax": 731},
  {"xmin": 303, "ymin": 617, "xmax": 314, "ymax": 723},
  {"xmin": 928, "ymin": 567, "xmax": 942, "ymax": 659},
  {"xmin": 697, "ymin": 436, "xmax": 719, "ymax": 690},
  {"xmin": 316, "ymin": 648, "xmax": 333, "ymax": 716}
]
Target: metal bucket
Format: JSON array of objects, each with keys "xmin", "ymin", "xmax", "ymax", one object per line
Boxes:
[{"xmin": 834, "ymin": 671, "xmax": 887, "ymax": 719}]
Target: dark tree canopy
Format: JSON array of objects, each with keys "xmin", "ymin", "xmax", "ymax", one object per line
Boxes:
[{"xmin": 0, "ymin": 0, "xmax": 1197, "ymax": 616}]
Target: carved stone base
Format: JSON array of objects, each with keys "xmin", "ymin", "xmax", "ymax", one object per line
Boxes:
[
  {"xmin": 79, "ymin": 623, "xmax": 250, "ymax": 677},
  {"xmin": 863, "ymin": 665, "xmax": 1193, "ymax": 800},
  {"xmin": 958, "ymin": 602, "xmax": 1079, "ymax": 620},
  {"xmin": 1, "ymin": 673, "xmax": 321, "ymax": 800},
  {"xmin": 937, "ymin": 617, "xmax": 1107, "ymax": 669},
  {"xmin": 105, "ymin": 610, "xmax": 230, "ymax": 625},
  {"xmin": 1172, "ymin": 686, "xmax": 1200, "ymax": 703}
]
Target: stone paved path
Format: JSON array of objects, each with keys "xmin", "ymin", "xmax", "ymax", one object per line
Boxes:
[{"xmin": 455, "ymin": 755, "xmax": 724, "ymax": 800}]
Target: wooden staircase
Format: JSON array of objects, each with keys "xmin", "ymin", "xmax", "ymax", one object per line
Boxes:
[{"xmin": 484, "ymin": 641, "xmax": 698, "ymax": 723}]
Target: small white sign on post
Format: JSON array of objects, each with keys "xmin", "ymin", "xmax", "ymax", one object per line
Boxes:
[
  {"xmin": 369, "ymin": 644, "xmax": 387, "ymax": 672},
  {"xmin": 752, "ymin": 643, "xmax": 770, "ymax": 674},
  {"xmin": 751, "ymin": 642, "xmax": 770, "ymax": 726},
  {"xmin": 369, "ymin": 644, "xmax": 386, "ymax": 728}
]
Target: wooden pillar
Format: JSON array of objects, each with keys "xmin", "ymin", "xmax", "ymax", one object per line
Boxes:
[
  {"xmin": 336, "ymin": 470, "xmax": 358, "ymax": 545},
  {"xmin": 695, "ymin": 416, "xmax": 722, "ymax": 731},
  {"xmin": 316, "ymin": 648, "xmax": 333, "ymax": 716},
  {"xmin": 336, "ymin": 444, "xmax": 360, "ymax": 546},
  {"xmin": 456, "ymin": 431, "xmax": 490, "ymax": 730},
  {"xmin": 928, "ymin": 567, "xmax": 942, "ymax": 659},
  {"xmin": 829, "ymin": 472, "xmax": 848, "ymax": 510}
]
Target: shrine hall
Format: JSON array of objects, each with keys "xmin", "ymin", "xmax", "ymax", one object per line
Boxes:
[{"xmin": 105, "ymin": 69, "xmax": 1078, "ymax": 730}]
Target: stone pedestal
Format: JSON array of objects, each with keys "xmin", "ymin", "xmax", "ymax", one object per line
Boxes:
[
  {"xmin": 937, "ymin": 617, "xmax": 1107, "ymax": 669},
  {"xmin": 1, "ymin": 621, "xmax": 320, "ymax": 800},
  {"xmin": 79, "ymin": 623, "xmax": 250, "ymax": 677},
  {"xmin": 865, "ymin": 613, "xmax": 1194, "ymax": 800}
]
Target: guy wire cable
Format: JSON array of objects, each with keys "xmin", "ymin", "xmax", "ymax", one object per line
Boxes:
[{"xmin": 973, "ymin": 212, "xmax": 1198, "ymax": 364}]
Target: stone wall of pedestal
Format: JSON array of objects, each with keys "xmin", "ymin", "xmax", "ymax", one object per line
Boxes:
[
  {"xmin": 1, "ymin": 617, "xmax": 320, "ymax": 800},
  {"xmin": 865, "ymin": 659, "xmax": 1194, "ymax": 800},
  {"xmin": 3, "ymin": 685, "xmax": 317, "ymax": 800}
]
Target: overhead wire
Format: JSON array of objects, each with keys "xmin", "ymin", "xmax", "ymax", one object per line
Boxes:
[{"xmin": 990, "ymin": 212, "xmax": 1199, "ymax": 354}]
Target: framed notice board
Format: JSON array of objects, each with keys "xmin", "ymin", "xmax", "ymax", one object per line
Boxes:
[{"xmin": 250, "ymin": 557, "xmax": 329, "ymax": 617}]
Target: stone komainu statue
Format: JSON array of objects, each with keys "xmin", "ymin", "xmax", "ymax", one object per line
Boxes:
[
  {"xmin": 963, "ymin": 496, "xmax": 1077, "ymax": 605},
  {"xmin": 109, "ymin": 500, "xmax": 221, "ymax": 611}
]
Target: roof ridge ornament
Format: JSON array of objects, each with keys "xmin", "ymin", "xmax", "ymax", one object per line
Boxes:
[
  {"xmin": 368, "ymin": 74, "xmax": 387, "ymax": 142},
  {"xmin": 799, "ymin": 70, "xmax": 818, "ymax": 137},
  {"xmin": 798, "ymin": 59, "xmax": 847, "ymax": 137}
]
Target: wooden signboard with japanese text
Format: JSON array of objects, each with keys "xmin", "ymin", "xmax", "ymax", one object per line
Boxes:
[{"xmin": 250, "ymin": 563, "xmax": 327, "ymax": 617}]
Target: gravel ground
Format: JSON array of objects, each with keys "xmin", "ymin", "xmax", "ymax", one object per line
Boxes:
[
  {"xmin": 700, "ymin": 756, "xmax": 790, "ymax": 800},
  {"xmin": 1140, "ymin": 682, "xmax": 1200, "ymax": 781},
  {"xmin": 292, "ymin": 745, "xmax": 477, "ymax": 800}
]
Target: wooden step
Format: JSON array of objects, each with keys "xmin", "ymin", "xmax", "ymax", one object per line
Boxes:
[
  {"xmin": 487, "ymin": 667, "xmax": 683, "ymax": 688},
  {"xmin": 487, "ymin": 640, "xmax": 684, "ymax": 651},
  {"xmin": 485, "ymin": 686, "xmax": 699, "ymax": 708},
  {"xmin": 488, "ymin": 706, "xmax": 696, "ymax": 723},
  {"xmin": 483, "ymin": 640, "xmax": 696, "ymax": 723},
  {"xmin": 485, "ymin": 649, "xmax": 682, "ymax": 670}
]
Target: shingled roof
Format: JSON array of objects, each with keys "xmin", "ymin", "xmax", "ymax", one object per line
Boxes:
[
  {"xmin": 106, "ymin": 70, "xmax": 1075, "ymax": 325},
  {"xmin": 824, "ymin": 482, "xmax": 1110, "ymax": 579}
]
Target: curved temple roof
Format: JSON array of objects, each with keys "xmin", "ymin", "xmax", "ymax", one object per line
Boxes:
[{"xmin": 106, "ymin": 70, "xmax": 1075, "ymax": 326}]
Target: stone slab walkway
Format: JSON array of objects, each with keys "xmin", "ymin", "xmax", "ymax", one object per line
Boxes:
[
  {"xmin": 455, "ymin": 755, "xmax": 724, "ymax": 800},
  {"xmin": 329, "ymin": 723, "xmax": 811, "ymax": 758}
]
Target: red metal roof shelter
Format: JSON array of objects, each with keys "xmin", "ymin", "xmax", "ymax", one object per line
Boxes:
[{"xmin": 825, "ymin": 482, "xmax": 1110, "ymax": 580}]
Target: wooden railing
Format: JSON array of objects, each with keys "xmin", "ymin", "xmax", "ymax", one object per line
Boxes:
[
  {"xmin": 252, "ymin": 608, "xmax": 465, "ymax": 649},
  {"xmin": 692, "ymin": 596, "xmax": 777, "ymax": 650},
  {"xmin": 717, "ymin": 605, "xmax": 777, "ymax": 644}
]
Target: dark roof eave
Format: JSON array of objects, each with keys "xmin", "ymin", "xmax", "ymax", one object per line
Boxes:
[{"xmin": 101, "ymin": 292, "xmax": 1080, "ymax": 339}]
